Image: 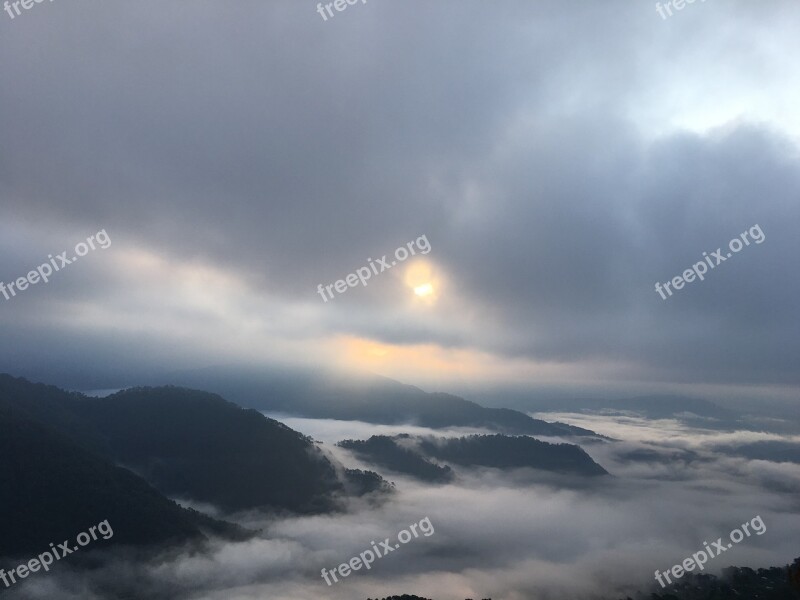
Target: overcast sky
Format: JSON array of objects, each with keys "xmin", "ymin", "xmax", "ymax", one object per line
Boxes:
[{"xmin": 1, "ymin": 0, "xmax": 799, "ymax": 401}]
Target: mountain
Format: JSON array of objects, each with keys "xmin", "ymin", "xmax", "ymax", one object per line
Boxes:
[
  {"xmin": 517, "ymin": 394, "xmax": 748, "ymax": 431},
  {"xmin": 620, "ymin": 557, "xmax": 800, "ymax": 600},
  {"xmin": 146, "ymin": 366, "xmax": 601, "ymax": 437},
  {"xmin": 615, "ymin": 395, "xmax": 736, "ymax": 418},
  {"xmin": 715, "ymin": 440, "xmax": 800, "ymax": 464},
  {"xmin": 69, "ymin": 386, "xmax": 385, "ymax": 513},
  {"xmin": 0, "ymin": 403, "xmax": 244, "ymax": 559},
  {"xmin": 0, "ymin": 375, "xmax": 389, "ymax": 515},
  {"xmin": 338, "ymin": 436, "xmax": 454, "ymax": 483},
  {"xmin": 419, "ymin": 434, "xmax": 608, "ymax": 475},
  {"xmin": 338, "ymin": 433, "xmax": 608, "ymax": 480}
]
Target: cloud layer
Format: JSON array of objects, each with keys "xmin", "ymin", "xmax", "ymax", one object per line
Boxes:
[
  {"xmin": 9, "ymin": 414, "xmax": 799, "ymax": 600},
  {"xmin": 1, "ymin": 2, "xmax": 799, "ymax": 392}
]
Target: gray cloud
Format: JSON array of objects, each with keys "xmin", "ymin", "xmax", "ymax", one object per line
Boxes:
[{"xmin": 1, "ymin": 1, "xmax": 799, "ymax": 389}]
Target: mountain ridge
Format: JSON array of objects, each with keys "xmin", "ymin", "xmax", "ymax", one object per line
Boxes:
[
  {"xmin": 143, "ymin": 366, "xmax": 604, "ymax": 438},
  {"xmin": 0, "ymin": 400, "xmax": 245, "ymax": 559},
  {"xmin": 0, "ymin": 374, "xmax": 390, "ymax": 519},
  {"xmin": 338, "ymin": 433, "xmax": 608, "ymax": 480}
]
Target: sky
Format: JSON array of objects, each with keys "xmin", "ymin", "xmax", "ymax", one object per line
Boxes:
[{"xmin": 1, "ymin": 0, "xmax": 799, "ymax": 403}]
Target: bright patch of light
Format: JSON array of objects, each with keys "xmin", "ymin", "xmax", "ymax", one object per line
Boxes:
[{"xmin": 414, "ymin": 283, "xmax": 434, "ymax": 297}]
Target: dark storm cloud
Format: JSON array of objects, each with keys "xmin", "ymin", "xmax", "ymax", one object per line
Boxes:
[
  {"xmin": 437, "ymin": 123, "xmax": 800, "ymax": 384},
  {"xmin": 0, "ymin": 0, "xmax": 799, "ymax": 388}
]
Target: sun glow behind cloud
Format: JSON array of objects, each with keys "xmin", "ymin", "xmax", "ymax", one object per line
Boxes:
[
  {"xmin": 403, "ymin": 260, "xmax": 440, "ymax": 305},
  {"xmin": 414, "ymin": 283, "xmax": 434, "ymax": 297},
  {"xmin": 31, "ymin": 242, "xmax": 658, "ymax": 388}
]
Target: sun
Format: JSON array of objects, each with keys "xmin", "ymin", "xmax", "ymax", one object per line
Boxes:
[
  {"xmin": 414, "ymin": 283, "xmax": 434, "ymax": 297},
  {"xmin": 404, "ymin": 261, "xmax": 439, "ymax": 304}
]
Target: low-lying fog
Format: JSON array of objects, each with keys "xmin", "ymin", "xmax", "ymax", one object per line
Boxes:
[{"xmin": 17, "ymin": 413, "xmax": 800, "ymax": 600}]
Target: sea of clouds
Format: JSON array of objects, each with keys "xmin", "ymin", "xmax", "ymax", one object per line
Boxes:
[{"xmin": 11, "ymin": 413, "xmax": 800, "ymax": 600}]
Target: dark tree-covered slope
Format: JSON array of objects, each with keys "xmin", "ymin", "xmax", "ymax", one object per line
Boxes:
[
  {"xmin": 0, "ymin": 375, "xmax": 388, "ymax": 515},
  {"xmin": 420, "ymin": 434, "xmax": 608, "ymax": 476},
  {"xmin": 338, "ymin": 433, "xmax": 607, "ymax": 479},
  {"xmin": 0, "ymin": 406, "xmax": 215, "ymax": 558},
  {"xmin": 338, "ymin": 436, "xmax": 454, "ymax": 483},
  {"xmin": 70, "ymin": 386, "xmax": 354, "ymax": 513}
]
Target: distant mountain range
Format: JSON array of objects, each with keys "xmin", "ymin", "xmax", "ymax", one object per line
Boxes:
[
  {"xmin": 604, "ymin": 395, "xmax": 739, "ymax": 420},
  {"xmin": 533, "ymin": 394, "xmax": 800, "ymax": 436},
  {"xmin": 2, "ymin": 372, "xmax": 796, "ymax": 600},
  {"xmin": 515, "ymin": 394, "xmax": 738, "ymax": 420},
  {"xmin": 339, "ymin": 433, "xmax": 608, "ymax": 481},
  {"xmin": 144, "ymin": 366, "xmax": 602, "ymax": 438},
  {"xmin": 714, "ymin": 440, "xmax": 800, "ymax": 464},
  {"xmin": 0, "ymin": 374, "xmax": 389, "ymax": 559}
]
